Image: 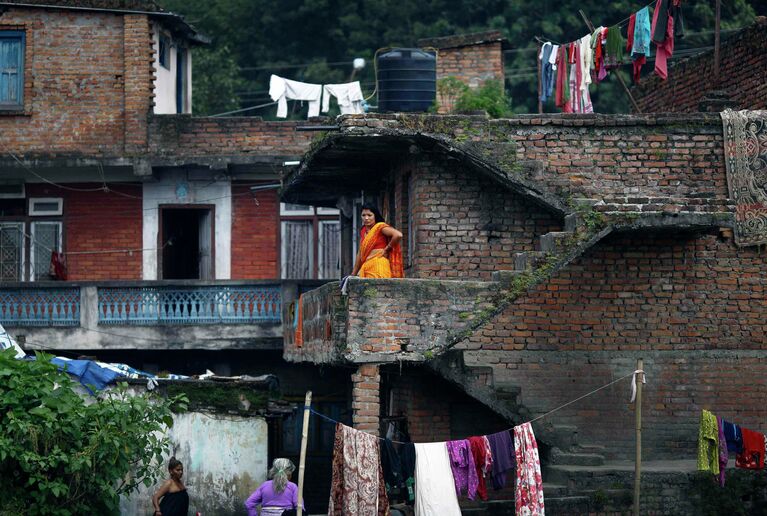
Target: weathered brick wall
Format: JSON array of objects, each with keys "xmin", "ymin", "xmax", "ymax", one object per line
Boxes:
[
  {"xmin": 352, "ymin": 364, "xmax": 380, "ymax": 433},
  {"xmin": 0, "ymin": 8, "xmax": 131, "ymax": 155},
  {"xmin": 22, "ymin": 183, "xmax": 143, "ymax": 280},
  {"xmin": 632, "ymin": 18, "xmax": 767, "ymax": 113},
  {"xmin": 123, "ymin": 14, "xmax": 153, "ymax": 153},
  {"xmin": 401, "ymin": 155, "xmax": 563, "ymax": 280},
  {"xmin": 231, "ymin": 183, "xmax": 278, "ymax": 279},
  {"xmin": 147, "ymin": 116, "xmax": 319, "ymax": 158},
  {"xmin": 460, "ymin": 230, "xmax": 767, "ymax": 459},
  {"xmin": 283, "ymin": 282, "xmax": 347, "ymax": 363}
]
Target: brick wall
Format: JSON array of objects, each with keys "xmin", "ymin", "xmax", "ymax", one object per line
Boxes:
[
  {"xmin": 23, "ymin": 183, "xmax": 143, "ymax": 280},
  {"xmin": 419, "ymin": 32, "xmax": 505, "ymax": 113},
  {"xmin": 460, "ymin": 230, "xmax": 767, "ymax": 459},
  {"xmin": 352, "ymin": 364, "xmax": 380, "ymax": 433},
  {"xmin": 230, "ymin": 183, "xmax": 279, "ymax": 279},
  {"xmin": 632, "ymin": 18, "xmax": 767, "ymax": 113},
  {"xmin": 0, "ymin": 8, "xmax": 144, "ymax": 155},
  {"xmin": 401, "ymin": 155, "xmax": 563, "ymax": 280},
  {"xmin": 123, "ymin": 14, "xmax": 153, "ymax": 153},
  {"xmin": 147, "ymin": 116, "xmax": 319, "ymax": 158}
]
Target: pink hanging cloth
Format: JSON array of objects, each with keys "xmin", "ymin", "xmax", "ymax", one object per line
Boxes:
[{"xmin": 514, "ymin": 422, "xmax": 545, "ymax": 515}]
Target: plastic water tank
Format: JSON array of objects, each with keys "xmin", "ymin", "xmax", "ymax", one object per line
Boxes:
[{"xmin": 376, "ymin": 48, "xmax": 437, "ymax": 112}]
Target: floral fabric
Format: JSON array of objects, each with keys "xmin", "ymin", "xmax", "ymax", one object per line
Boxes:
[{"xmin": 514, "ymin": 423, "xmax": 545, "ymax": 516}]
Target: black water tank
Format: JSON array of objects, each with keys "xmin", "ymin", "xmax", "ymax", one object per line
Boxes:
[{"xmin": 376, "ymin": 48, "xmax": 437, "ymax": 112}]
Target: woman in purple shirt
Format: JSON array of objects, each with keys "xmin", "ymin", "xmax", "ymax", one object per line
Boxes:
[{"xmin": 245, "ymin": 458, "xmax": 303, "ymax": 516}]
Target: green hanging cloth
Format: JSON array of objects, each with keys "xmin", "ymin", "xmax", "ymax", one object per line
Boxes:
[
  {"xmin": 604, "ymin": 25, "xmax": 625, "ymax": 67},
  {"xmin": 697, "ymin": 409, "xmax": 720, "ymax": 475}
]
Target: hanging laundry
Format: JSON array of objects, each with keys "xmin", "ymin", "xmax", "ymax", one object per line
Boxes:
[
  {"xmin": 414, "ymin": 442, "xmax": 462, "ymax": 516},
  {"xmin": 514, "ymin": 423, "xmax": 545, "ymax": 516},
  {"xmin": 381, "ymin": 438, "xmax": 403, "ymax": 495},
  {"xmin": 722, "ymin": 419, "xmax": 744, "ymax": 454},
  {"xmin": 626, "ymin": 13, "xmax": 636, "ymax": 54},
  {"xmin": 735, "ymin": 427, "xmax": 765, "ymax": 470},
  {"xmin": 604, "ymin": 25, "xmax": 625, "ymax": 68},
  {"xmin": 671, "ymin": 0, "xmax": 685, "ymax": 39},
  {"xmin": 50, "ymin": 251, "xmax": 67, "ymax": 280},
  {"xmin": 716, "ymin": 416, "xmax": 728, "ymax": 487},
  {"xmin": 651, "ymin": 0, "xmax": 675, "ymax": 80},
  {"xmin": 568, "ymin": 43, "xmax": 581, "ymax": 113},
  {"xmin": 554, "ymin": 45, "xmax": 569, "ymax": 110},
  {"xmin": 294, "ymin": 294, "xmax": 304, "ymax": 347},
  {"xmin": 539, "ymin": 42, "xmax": 556, "ymax": 103},
  {"xmin": 468, "ymin": 436, "xmax": 493, "ymax": 501},
  {"xmin": 577, "ymin": 35, "xmax": 593, "ymax": 113},
  {"xmin": 697, "ymin": 409, "xmax": 720, "ymax": 475},
  {"xmin": 446, "ymin": 439, "xmax": 479, "ymax": 500},
  {"xmin": 269, "ymin": 74, "xmax": 322, "ymax": 119},
  {"xmin": 328, "ymin": 423, "xmax": 389, "ymax": 516},
  {"xmin": 400, "ymin": 442, "xmax": 416, "ymax": 502},
  {"xmin": 631, "ymin": 6, "xmax": 653, "ymax": 83},
  {"xmin": 322, "ymin": 81, "xmax": 365, "ymax": 115},
  {"xmin": 487, "ymin": 429, "xmax": 515, "ymax": 490},
  {"xmin": 548, "ymin": 44, "xmax": 559, "ymax": 100}
]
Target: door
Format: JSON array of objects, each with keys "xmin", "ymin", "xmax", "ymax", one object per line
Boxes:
[
  {"xmin": 198, "ymin": 209, "xmax": 213, "ymax": 280},
  {"xmin": 160, "ymin": 206, "xmax": 214, "ymax": 280},
  {"xmin": 175, "ymin": 49, "xmax": 185, "ymax": 113}
]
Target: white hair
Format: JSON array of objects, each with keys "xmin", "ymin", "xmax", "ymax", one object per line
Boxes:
[{"xmin": 269, "ymin": 458, "xmax": 295, "ymax": 494}]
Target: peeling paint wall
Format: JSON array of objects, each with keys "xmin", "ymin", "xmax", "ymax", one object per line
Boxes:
[{"xmin": 120, "ymin": 412, "xmax": 267, "ymax": 515}]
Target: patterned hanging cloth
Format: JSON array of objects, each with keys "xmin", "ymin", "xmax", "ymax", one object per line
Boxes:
[
  {"xmin": 514, "ymin": 423, "xmax": 545, "ymax": 516},
  {"xmin": 328, "ymin": 423, "xmax": 389, "ymax": 516}
]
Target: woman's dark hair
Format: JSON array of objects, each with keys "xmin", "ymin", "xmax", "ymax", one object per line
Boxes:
[
  {"xmin": 360, "ymin": 203, "xmax": 385, "ymax": 224},
  {"xmin": 168, "ymin": 457, "xmax": 182, "ymax": 471}
]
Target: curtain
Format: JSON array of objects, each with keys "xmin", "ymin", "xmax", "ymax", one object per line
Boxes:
[
  {"xmin": 282, "ymin": 221, "xmax": 312, "ymax": 278},
  {"xmin": 319, "ymin": 221, "xmax": 341, "ymax": 279}
]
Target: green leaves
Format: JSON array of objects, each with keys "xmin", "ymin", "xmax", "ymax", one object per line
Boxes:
[{"xmin": 0, "ymin": 351, "xmax": 180, "ymax": 515}]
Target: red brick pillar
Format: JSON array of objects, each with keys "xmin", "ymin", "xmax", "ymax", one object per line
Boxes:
[
  {"xmin": 123, "ymin": 14, "xmax": 153, "ymax": 154},
  {"xmin": 351, "ymin": 364, "xmax": 381, "ymax": 433}
]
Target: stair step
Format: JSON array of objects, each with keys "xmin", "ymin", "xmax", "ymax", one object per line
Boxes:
[
  {"xmin": 551, "ymin": 451, "xmax": 606, "ymax": 466},
  {"xmin": 513, "ymin": 251, "xmax": 548, "ymax": 271},
  {"xmin": 539, "ymin": 231, "xmax": 575, "ymax": 253},
  {"xmin": 546, "ymin": 424, "xmax": 579, "ymax": 450},
  {"xmin": 572, "ymin": 198, "xmax": 601, "ymax": 207},
  {"xmin": 491, "ymin": 269, "xmax": 526, "ymax": 286},
  {"xmin": 542, "ymin": 483, "xmax": 569, "ymax": 497},
  {"xmin": 564, "ymin": 213, "xmax": 581, "ymax": 232},
  {"xmin": 576, "ymin": 444, "xmax": 607, "ymax": 453},
  {"xmin": 543, "ymin": 495, "xmax": 591, "ymax": 512}
]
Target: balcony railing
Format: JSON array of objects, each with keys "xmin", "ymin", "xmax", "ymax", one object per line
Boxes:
[
  {"xmin": 98, "ymin": 286, "xmax": 281, "ymax": 325},
  {"xmin": 0, "ymin": 288, "xmax": 80, "ymax": 327},
  {"xmin": 0, "ymin": 281, "xmax": 327, "ymax": 328}
]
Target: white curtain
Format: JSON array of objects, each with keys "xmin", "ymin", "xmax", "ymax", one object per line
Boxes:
[{"xmin": 281, "ymin": 221, "xmax": 312, "ymax": 278}]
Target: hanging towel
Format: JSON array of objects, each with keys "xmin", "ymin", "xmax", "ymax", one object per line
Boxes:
[
  {"xmin": 554, "ymin": 45, "xmax": 569, "ymax": 111},
  {"xmin": 697, "ymin": 409, "xmax": 720, "ymax": 475},
  {"xmin": 514, "ymin": 423, "xmax": 545, "ymax": 516},
  {"xmin": 446, "ymin": 439, "xmax": 479, "ymax": 500},
  {"xmin": 632, "ymin": 7, "xmax": 653, "ymax": 57},
  {"xmin": 414, "ymin": 442, "xmax": 462, "ymax": 516},
  {"xmin": 322, "ymin": 82, "xmax": 365, "ymax": 115},
  {"xmin": 717, "ymin": 416, "xmax": 728, "ymax": 487},
  {"xmin": 626, "ymin": 13, "xmax": 636, "ymax": 53},
  {"xmin": 487, "ymin": 429, "xmax": 515, "ymax": 490},
  {"xmin": 578, "ymin": 34, "xmax": 592, "ymax": 92},
  {"xmin": 468, "ymin": 436, "xmax": 493, "ymax": 501},
  {"xmin": 735, "ymin": 427, "xmax": 765, "ymax": 470},
  {"xmin": 722, "ymin": 419, "xmax": 743, "ymax": 454},
  {"xmin": 328, "ymin": 423, "xmax": 389, "ymax": 516},
  {"xmin": 269, "ymin": 74, "xmax": 322, "ymax": 118}
]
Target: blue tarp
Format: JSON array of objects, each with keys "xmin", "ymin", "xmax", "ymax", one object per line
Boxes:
[{"xmin": 50, "ymin": 357, "xmax": 123, "ymax": 392}]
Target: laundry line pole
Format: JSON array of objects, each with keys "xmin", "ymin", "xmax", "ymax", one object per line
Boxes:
[
  {"xmin": 297, "ymin": 390, "xmax": 312, "ymax": 516},
  {"xmin": 633, "ymin": 359, "xmax": 644, "ymax": 516}
]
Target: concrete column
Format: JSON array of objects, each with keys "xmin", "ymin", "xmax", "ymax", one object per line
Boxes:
[
  {"xmin": 80, "ymin": 285, "xmax": 99, "ymax": 329},
  {"xmin": 340, "ymin": 213, "xmax": 354, "ymax": 276},
  {"xmin": 351, "ymin": 364, "xmax": 381, "ymax": 433}
]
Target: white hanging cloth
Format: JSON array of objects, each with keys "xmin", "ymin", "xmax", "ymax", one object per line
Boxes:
[
  {"xmin": 414, "ymin": 442, "xmax": 462, "ymax": 516},
  {"xmin": 268, "ymin": 74, "xmax": 322, "ymax": 118},
  {"xmin": 322, "ymin": 81, "xmax": 365, "ymax": 115}
]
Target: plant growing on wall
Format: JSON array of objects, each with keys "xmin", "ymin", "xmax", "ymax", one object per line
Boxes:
[
  {"xmin": 0, "ymin": 350, "xmax": 187, "ymax": 515},
  {"xmin": 453, "ymin": 79, "xmax": 513, "ymax": 118}
]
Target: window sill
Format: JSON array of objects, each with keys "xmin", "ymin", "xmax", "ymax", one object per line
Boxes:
[{"xmin": 0, "ymin": 108, "xmax": 29, "ymax": 116}]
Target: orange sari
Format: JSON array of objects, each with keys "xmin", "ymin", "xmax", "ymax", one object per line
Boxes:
[{"xmin": 358, "ymin": 222, "xmax": 404, "ymax": 278}]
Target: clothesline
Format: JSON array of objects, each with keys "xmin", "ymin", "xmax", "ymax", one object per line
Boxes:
[{"xmin": 306, "ymin": 369, "xmax": 642, "ymax": 445}]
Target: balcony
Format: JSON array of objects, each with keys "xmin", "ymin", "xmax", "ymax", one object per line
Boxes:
[
  {"xmin": 283, "ymin": 277, "xmax": 501, "ymax": 365},
  {"xmin": 0, "ymin": 280, "xmax": 325, "ymax": 351}
]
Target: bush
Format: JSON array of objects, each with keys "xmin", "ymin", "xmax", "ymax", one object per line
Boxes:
[
  {"xmin": 453, "ymin": 79, "xmax": 513, "ymax": 118},
  {"xmin": 0, "ymin": 350, "xmax": 187, "ymax": 515}
]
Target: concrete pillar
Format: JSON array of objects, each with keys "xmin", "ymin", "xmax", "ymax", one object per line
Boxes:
[
  {"xmin": 80, "ymin": 285, "xmax": 99, "ymax": 329},
  {"xmin": 351, "ymin": 363, "xmax": 381, "ymax": 433},
  {"xmin": 340, "ymin": 213, "xmax": 354, "ymax": 276}
]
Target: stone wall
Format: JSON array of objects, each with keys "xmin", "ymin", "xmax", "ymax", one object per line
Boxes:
[
  {"xmin": 459, "ymin": 230, "xmax": 767, "ymax": 459},
  {"xmin": 631, "ymin": 18, "xmax": 767, "ymax": 113}
]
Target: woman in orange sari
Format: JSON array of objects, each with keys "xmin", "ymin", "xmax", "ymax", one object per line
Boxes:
[{"xmin": 352, "ymin": 204, "xmax": 404, "ymax": 278}]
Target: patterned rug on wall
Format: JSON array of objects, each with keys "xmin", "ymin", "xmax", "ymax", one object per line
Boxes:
[{"xmin": 721, "ymin": 109, "xmax": 767, "ymax": 247}]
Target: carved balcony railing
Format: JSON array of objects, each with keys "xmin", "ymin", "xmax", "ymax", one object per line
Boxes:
[{"xmin": 0, "ymin": 288, "xmax": 80, "ymax": 327}]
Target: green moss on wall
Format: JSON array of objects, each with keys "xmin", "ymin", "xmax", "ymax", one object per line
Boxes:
[{"xmin": 164, "ymin": 383, "xmax": 271, "ymax": 415}]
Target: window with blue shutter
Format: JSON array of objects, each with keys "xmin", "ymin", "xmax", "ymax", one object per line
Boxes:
[{"xmin": 0, "ymin": 31, "xmax": 24, "ymax": 110}]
